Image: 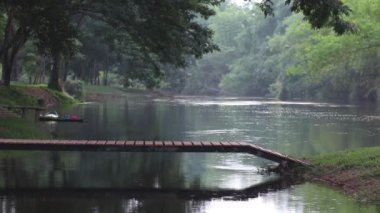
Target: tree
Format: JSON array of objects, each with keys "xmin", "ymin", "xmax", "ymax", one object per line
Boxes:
[
  {"xmin": 1, "ymin": 0, "xmax": 223, "ymax": 90},
  {"xmin": 1, "ymin": 0, "xmax": 355, "ymax": 91},
  {"xmin": 33, "ymin": 0, "xmax": 78, "ymax": 91},
  {"xmin": 0, "ymin": 0, "xmax": 45, "ymax": 86},
  {"xmin": 257, "ymin": 0, "xmax": 380, "ymax": 102},
  {"xmin": 256, "ymin": 0, "xmax": 354, "ymax": 34},
  {"xmin": 35, "ymin": 0, "xmax": 224, "ymax": 90}
]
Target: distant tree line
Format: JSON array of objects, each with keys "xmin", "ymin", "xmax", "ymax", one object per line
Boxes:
[
  {"xmin": 179, "ymin": 0, "xmax": 379, "ymax": 103},
  {"xmin": 0, "ymin": 0, "xmax": 360, "ymax": 103}
]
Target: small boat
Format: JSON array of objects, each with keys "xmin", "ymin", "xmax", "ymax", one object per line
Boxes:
[
  {"xmin": 39, "ymin": 111, "xmax": 83, "ymax": 122},
  {"xmin": 40, "ymin": 111, "xmax": 59, "ymax": 119}
]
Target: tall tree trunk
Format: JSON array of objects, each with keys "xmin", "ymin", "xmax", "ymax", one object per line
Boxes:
[
  {"xmin": 48, "ymin": 52, "xmax": 63, "ymax": 91},
  {"xmin": 103, "ymin": 58, "xmax": 108, "ymax": 86},
  {"xmin": 1, "ymin": 9, "xmax": 15, "ymax": 87},
  {"xmin": 91, "ymin": 60, "xmax": 96, "ymax": 85},
  {"xmin": 2, "ymin": 56, "xmax": 12, "ymax": 86},
  {"xmin": 103, "ymin": 69, "xmax": 108, "ymax": 86},
  {"xmin": 33, "ymin": 56, "xmax": 42, "ymax": 84},
  {"xmin": 1, "ymin": 8, "xmax": 28, "ymax": 86},
  {"xmin": 1, "ymin": 46, "xmax": 22, "ymax": 86},
  {"xmin": 62, "ymin": 61, "xmax": 68, "ymax": 82}
]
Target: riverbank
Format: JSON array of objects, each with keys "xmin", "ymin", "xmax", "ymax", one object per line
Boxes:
[
  {"xmin": 0, "ymin": 85, "xmax": 76, "ymax": 138},
  {"xmin": 84, "ymin": 84, "xmax": 161, "ymax": 101},
  {"xmin": 0, "ymin": 85, "xmax": 76, "ymax": 107},
  {"xmin": 308, "ymin": 147, "xmax": 380, "ymax": 204}
]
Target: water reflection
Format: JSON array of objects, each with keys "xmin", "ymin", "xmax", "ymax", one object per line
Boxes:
[
  {"xmin": 3, "ymin": 96, "xmax": 379, "ymax": 212},
  {"xmin": 0, "ymin": 183, "xmax": 378, "ymax": 213},
  {"xmin": 0, "ymin": 152, "xmax": 268, "ymax": 190},
  {"xmin": 56, "ymin": 97, "xmax": 379, "ymax": 157},
  {"xmin": 0, "ymin": 176, "xmax": 292, "ymax": 200}
]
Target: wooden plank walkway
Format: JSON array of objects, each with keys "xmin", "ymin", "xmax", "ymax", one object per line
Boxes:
[{"xmin": 0, "ymin": 139, "xmax": 309, "ymax": 167}]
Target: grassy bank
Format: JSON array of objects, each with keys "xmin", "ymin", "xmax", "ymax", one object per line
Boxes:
[
  {"xmin": 0, "ymin": 119, "xmax": 51, "ymax": 139},
  {"xmin": 309, "ymin": 147, "xmax": 380, "ymax": 204},
  {"xmin": 84, "ymin": 84, "xmax": 148, "ymax": 95},
  {"xmin": 0, "ymin": 86, "xmax": 36, "ymax": 106},
  {"xmin": 0, "ymin": 84, "xmax": 77, "ymax": 107},
  {"xmin": 84, "ymin": 84, "xmax": 154, "ymax": 102},
  {"xmin": 0, "ymin": 85, "xmax": 76, "ymax": 139},
  {"xmin": 84, "ymin": 84, "xmax": 125, "ymax": 95}
]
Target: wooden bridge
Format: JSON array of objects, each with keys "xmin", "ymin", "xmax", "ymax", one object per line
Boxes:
[{"xmin": 0, "ymin": 139, "xmax": 309, "ymax": 168}]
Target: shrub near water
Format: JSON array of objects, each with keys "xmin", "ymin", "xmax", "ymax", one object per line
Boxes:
[{"xmin": 64, "ymin": 80, "xmax": 84, "ymax": 99}]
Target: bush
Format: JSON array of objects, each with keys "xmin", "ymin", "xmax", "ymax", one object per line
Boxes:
[{"xmin": 64, "ymin": 80, "xmax": 84, "ymax": 99}]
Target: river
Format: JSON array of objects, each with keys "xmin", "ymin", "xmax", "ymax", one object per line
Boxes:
[{"xmin": 0, "ymin": 95, "xmax": 379, "ymax": 212}]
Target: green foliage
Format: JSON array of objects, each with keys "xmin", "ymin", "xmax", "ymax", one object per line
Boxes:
[
  {"xmin": 256, "ymin": 0, "xmax": 355, "ymax": 34},
  {"xmin": 64, "ymin": 79, "xmax": 84, "ymax": 99},
  {"xmin": 2, "ymin": 0, "xmax": 379, "ymax": 101},
  {"xmin": 10, "ymin": 84, "xmax": 77, "ymax": 106},
  {"xmin": 33, "ymin": 0, "xmax": 78, "ymax": 57},
  {"xmin": 2, "ymin": 0, "xmax": 225, "ymax": 91},
  {"xmin": 183, "ymin": 51, "xmax": 232, "ymax": 95},
  {"xmin": 217, "ymin": 2, "xmax": 291, "ymax": 96},
  {"xmin": 182, "ymin": 4, "xmax": 255, "ymax": 95},
  {"xmin": 274, "ymin": 0, "xmax": 380, "ymax": 102},
  {"xmin": 42, "ymin": 87, "xmax": 77, "ymax": 107},
  {"xmin": 212, "ymin": 0, "xmax": 379, "ymax": 102}
]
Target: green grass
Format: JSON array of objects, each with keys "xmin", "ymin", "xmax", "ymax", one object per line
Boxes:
[
  {"xmin": 311, "ymin": 147, "xmax": 380, "ymax": 173},
  {"xmin": 310, "ymin": 147, "xmax": 380, "ymax": 203},
  {"xmin": 0, "ymin": 86, "xmax": 36, "ymax": 106},
  {"xmin": 84, "ymin": 84, "xmax": 124, "ymax": 94},
  {"xmin": 0, "ymin": 84, "xmax": 77, "ymax": 139},
  {"xmin": 84, "ymin": 84, "xmax": 148, "ymax": 95},
  {"xmin": 43, "ymin": 87, "xmax": 78, "ymax": 107},
  {"xmin": 0, "ymin": 119, "xmax": 51, "ymax": 139},
  {"xmin": 0, "ymin": 84, "xmax": 78, "ymax": 107}
]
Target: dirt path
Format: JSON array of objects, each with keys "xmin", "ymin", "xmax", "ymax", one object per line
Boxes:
[{"xmin": 20, "ymin": 87, "xmax": 58, "ymax": 107}]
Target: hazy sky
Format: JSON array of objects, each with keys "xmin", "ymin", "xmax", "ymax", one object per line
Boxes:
[
  {"xmin": 230, "ymin": 0, "xmax": 259, "ymax": 6},
  {"xmin": 230, "ymin": 0, "xmax": 248, "ymax": 6}
]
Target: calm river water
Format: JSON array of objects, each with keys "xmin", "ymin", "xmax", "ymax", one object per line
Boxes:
[{"xmin": 0, "ymin": 95, "xmax": 379, "ymax": 212}]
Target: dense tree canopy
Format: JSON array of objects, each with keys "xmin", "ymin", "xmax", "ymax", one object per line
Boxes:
[
  {"xmin": 3, "ymin": 0, "xmax": 376, "ymax": 104},
  {"xmin": 0, "ymin": 0, "xmax": 223, "ymax": 89},
  {"xmin": 180, "ymin": 0, "xmax": 379, "ymax": 102}
]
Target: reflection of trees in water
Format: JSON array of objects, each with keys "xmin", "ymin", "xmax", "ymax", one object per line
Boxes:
[
  {"xmin": 44, "ymin": 121, "xmax": 58, "ymax": 138},
  {"xmin": 0, "ymin": 177, "xmax": 298, "ymax": 213},
  {"xmin": 1, "ymin": 151, "xmax": 189, "ymax": 189},
  {"xmin": 0, "ymin": 151, "xmax": 191, "ymax": 212}
]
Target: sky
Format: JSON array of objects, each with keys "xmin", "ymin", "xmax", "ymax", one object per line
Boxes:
[
  {"xmin": 230, "ymin": 0, "xmax": 260, "ymax": 7},
  {"xmin": 230, "ymin": 0, "xmax": 246, "ymax": 6}
]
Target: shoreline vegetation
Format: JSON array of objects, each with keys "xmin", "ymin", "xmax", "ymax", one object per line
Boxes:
[
  {"xmin": 0, "ymin": 84, "xmax": 77, "ymax": 139},
  {"xmin": 0, "ymin": 84, "xmax": 379, "ymax": 204},
  {"xmin": 307, "ymin": 147, "xmax": 380, "ymax": 204}
]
